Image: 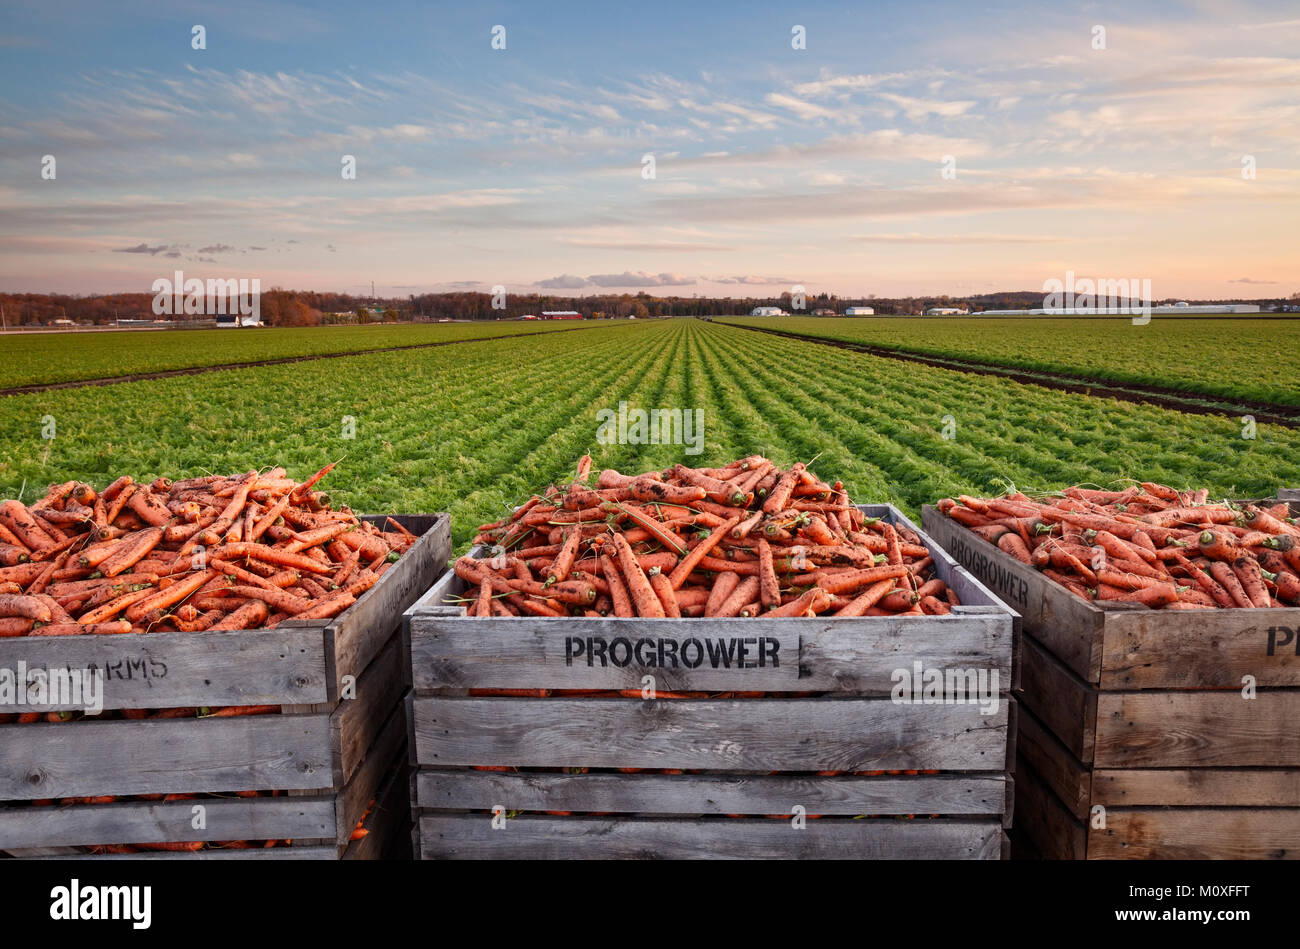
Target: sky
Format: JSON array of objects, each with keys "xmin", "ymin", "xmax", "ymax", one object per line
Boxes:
[{"xmin": 1, "ymin": 0, "xmax": 1297, "ymax": 299}]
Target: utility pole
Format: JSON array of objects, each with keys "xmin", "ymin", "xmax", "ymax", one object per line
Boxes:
[{"xmin": 1, "ymin": 304, "xmax": 6, "ymax": 333}]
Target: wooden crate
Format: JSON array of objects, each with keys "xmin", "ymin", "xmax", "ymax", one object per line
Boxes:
[
  {"xmin": 923, "ymin": 504, "xmax": 1300, "ymax": 860},
  {"xmin": 0, "ymin": 513, "xmax": 449, "ymax": 858},
  {"xmin": 405, "ymin": 504, "xmax": 1017, "ymax": 860}
]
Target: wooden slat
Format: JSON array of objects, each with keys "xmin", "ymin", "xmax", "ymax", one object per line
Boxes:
[
  {"xmin": 412, "ymin": 696, "xmax": 1008, "ymax": 772},
  {"xmin": 1016, "ymin": 704, "xmax": 1091, "ymax": 821},
  {"xmin": 332, "ymin": 632, "xmax": 406, "ymax": 782},
  {"xmin": 1018, "ymin": 633, "xmax": 1096, "ymax": 763},
  {"xmin": 1094, "ymin": 691, "xmax": 1300, "ymax": 768},
  {"xmin": 1092, "ymin": 768, "xmax": 1300, "ymax": 807},
  {"xmin": 330, "ymin": 514, "xmax": 449, "ymax": 699},
  {"xmin": 418, "ymin": 814, "xmax": 1003, "ymax": 859},
  {"xmin": 0, "ymin": 796, "xmax": 334, "ymax": 850},
  {"xmin": 1100, "ymin": 609, "xmax": 1300, "ymax": 689},
  {"xmin": 0, "ymin": 627, "xmax": 327, "ymax": 711},
  {"xmin": 1089, "ymin": 808, "xmax": 1300, "ymax": 859},
  {"xmin": 335, "ymin": 702, "xmax": 407, "ymax": 846},
  {"xmin": 0, "ymin": 714, "xmax": 334, "ymax": 799},
  {"xmin": 409, "ymin": 614, "xmax": 1012, "ymax": 694},
  {"xmin": 923, "ymin": 505, "xmax": 1102, "ymax": 683},
  {"xmin": 341, "ymin": 754, "xmax": 409, "ymax": 861},
  {"xmin": 29, "ymin": 845, "xmax": 341, "ymax": 860},
  {"xmin": 1011, "ymin": 756, "xmax": 1087, "ymax": 860},
  {"xmin": 413, "ymin": 770, "xmax": 1009, "ymax": 816}
]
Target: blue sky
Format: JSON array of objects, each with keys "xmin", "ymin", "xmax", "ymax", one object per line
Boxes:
[{"xmin": 1, "ymin": 0, "xmax": 1297, "ymax": 297}]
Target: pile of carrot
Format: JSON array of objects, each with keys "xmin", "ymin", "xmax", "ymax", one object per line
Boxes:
[
  {"xmin": 0, "ymin": 462, "xmax": 414, "ymax": 637},
  {"xmin": 938, "ymin": 483, "xmax": 1300, "ymax": 609},
  {"xmin": 461, "ymin": 455, "xmax": 959, "ymax": 618}
]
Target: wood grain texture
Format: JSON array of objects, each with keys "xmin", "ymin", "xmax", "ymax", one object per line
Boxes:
[
  {"xmin": 1016, "ymin": 704, "xmax": 1091, "ymax": 821},
  {"xmin": 332, "ymin": 631, "xmax": 406, "ymax": 782},
  {"xmin": 409, "ymin": 614, "xmax": 1012, "ymax": 694},
  {"xmin": 413, "ymin": 770, "xmax": 1009, "ymax": 816},
  {"xmin": 1018, "ymin": 633, "xmax": 1097, "ymax": 763},
  {"xmin": 418, "ymin": 813, "xmax": 1003, "ymax": 859},
  {"xmin": 412, "ymin": 696, "xmax": 1008, "ymax": 772},
  {"xmin": 0, "ymin": 714, "xmax": 335, "ymax": 799},
  {"xmin": 1091, "ymin": 768, "xmax": 1300, "ymax": 807},
  {"xmin": 1094, "ymin": 691, "xmax": 1300, "ymax": 768},
  {"xmin": 0, "ymin": 796, "xmax": 335, "ymax": 850},
  {"xmin": 1100, "ymin": 608, "xmax": 1300, "ymax": 690},
  {"xmin": 0, "ymin": 628, "xmax": 328, "ymax": 712},
  {"xmin": 1089, "ymin": 808, "xmax": 1300, "ymax": 859},
  {"xmin": 1011, "ymin": 755, "xmax": 1087, "ymax": 860}
]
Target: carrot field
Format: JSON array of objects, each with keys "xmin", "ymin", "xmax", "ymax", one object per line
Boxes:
[
  {"xmin": 0, "ymin": 319, "xmax": 583, "ymax": 389},
  {"xmin": 2, "ymin": 319, "xmax": 1295, "ymax": 550},
  {"xmin": 720, "ymin": 315, "xmax": 1300, "ymax": 408}
]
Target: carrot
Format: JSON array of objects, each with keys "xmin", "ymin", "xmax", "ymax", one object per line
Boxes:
[
  {"xmin": 714, "ymin": 576, "xmax": 761, "ymax": 618},
  {"xmin": 210, "ymin": 600, "xmax": 270, "ymax": 630},
  {"xmin": 214, "ymin": 543, "xmax": 333, "ymax": 574},
  {"xmin": 1209, "ymin": 561, "xmax": 1253, "ymax": 609},
  {"xmin": 291, "ymin": 592, "xmax": 356, "ymax": 621},
  {"xmin": 627, "ymin": 478, "xmax": 706, "ymax": 505},
  {"xmin": 815, "ymin": 564, "xmax": 910, "ymax": 595},
  {"xmin": 996, "ymin": 532, "xmax": 1032, "ymax": 564},
  {"xmin": 1198, "ymin": 530, "xmax": 1238, "ymax": 562},
  {"xmin": 704, "ymin": 571, "xmax": 741, "ymax": 616},
  {"xmin": 762, "ymin": 465, "xmax": 803, "ymax": 514},
  {"xmin": 1232, "ymin": 556, "xmax": 1271, "ymax": 609},
  {"xmin": 0, "ymin": 594, "xmax": 52, "ymax": 622},
  {"xmin": 547, "ymin": 528, "xmax": 583, "ymax": 584},
  {"xmin": 833, "ymin": 579, "xmax": 896, "ymax": 617},
  {"xmin": 647, "ymin": 568, "xmax": 681, "ymax": 618},
  {"xmin": 766, "ymin": 587, "xmax": 833, "ymax": 617},
  {"xmin": 1115, "ymin": 582, "xmax": 1179, "ymax": 608},
  {"xmin": 610, "ymin": 532, "xmax": 665, "ymax": 618},
  {"xmin": 668, "ymin": 517, "xmax": 741, "ymax": 589},
  {"xmin": 0, "ymin": 501, "xmax": 54, "ymax": 552},
  {"xmin": 125, "ymin": 569, "xmax": 217, "ymax": 622},
  {"xmin": 32, "ymin": 620, "xmax": 132, "ymax": 636},
  {"xmin": 607, "ymin": 503, "xmax": 688, "ymax": 556},
  {"xmin": 756, "ymin": 538, "xmax": 780, "ymax": 608},
  {"xmin": 598, "ymin": 553, "xmax": 634, "ymax": 617}
]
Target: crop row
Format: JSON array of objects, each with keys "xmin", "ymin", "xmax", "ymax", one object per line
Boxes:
[
  {"xmin": 0, "ymin": 319, "xmax": 595, "ymax": 389},
  {"xmin": 719, "ymin": 316, "xmax": 1300, "ymax": 409}
]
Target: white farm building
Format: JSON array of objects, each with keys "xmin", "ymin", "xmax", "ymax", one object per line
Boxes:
[
  {"xmin": 750, "ymin": 306, "xmax": 785, "ymax": 316},
  {"xmin": 844, "ymin": 306, "xmax": 875, "ymax": 315}
]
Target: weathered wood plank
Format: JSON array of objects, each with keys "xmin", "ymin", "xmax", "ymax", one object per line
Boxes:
[
  {"xmin": 1089, "ymin": 808, "xmax": 1300, "ymax": 859},
  {"xmin": 1018, "ymin": 633, "xmax": 1097, "ymax": 763},
  {"xmin": 342, "ymin": 753, "xmax": 408, "ymax": 861},
  {"xmin": 413, "ymin": 770, "xmax": 1010, "ymax": 816},
  {"xmin": 1092, "ymin": 768, "xmax": 1300, "ymax": 807},
  {"xmin": 0, "ymin": 797, "xmax": 335, "ymax": 850},
  {"xmin": 333, "ymin": 632, "xmax": 406, "ymax": 782},
  {"xmin": 28, "ymin": 845, "xmax": 342, "ymax": 860},
  {"xmin": 418, "ymin": 814, "xmax": 1003, "ymax": 859},
  {"xmin": 0, "ymin": 628, "xmax": 328, "ymax": 711},
  {"xmin": 409, "ymin": 615, "xmax": 1012, "ymax": 694},
  {"xmin": 335, "ymin": 702, "xmax": 407, "ymax": 846},
  {"xmin": 330, "ymin": 514, "xmax": 449, "ymax": 699},
  {"xmin": 1015, "ymin": 705, "xmax": 1091, "ymax": 821},
  {"xmin": 0, "ymin": 714, "xmax": 335, "ymax": 799},
  {"xmin": 412, "ymin": 696, "xmax": 1008, "ymax": 772},
  {"xmin": 1100, "ymin": 609, "xmax": 1300, "ymax": 690},
  {"xmin": 1011, "ymin": 755, "xmax": 1087, "ymax": 860},
  {"xmin": 1094, "ymin": 691, "xmax": 1300, "ymax": 768},
  {"xmin": 923, "ymin": 505, "xmax": 1102, "ymax": 683}
]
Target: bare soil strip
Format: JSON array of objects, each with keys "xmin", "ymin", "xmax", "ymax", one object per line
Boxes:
[
  {"xmin": 0, "ymin": 325, "xmax": 594, "ymax": 398},
  {"xmin": 723, "ymin": 321, "xmax": 1300, "ymax": 428}
]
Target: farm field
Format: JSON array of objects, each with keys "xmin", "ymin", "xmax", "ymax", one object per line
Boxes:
[
  {"xmin": 719, "ymin": 316, "xmax": 1300, "ymax": 409},
  {"xmin": 0, "ymin": 318, "xmax": 589, "ymax": 389},
  {"xmin": 2, "ymin": 319, "xmax": 1295, "ymax": 551}
]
